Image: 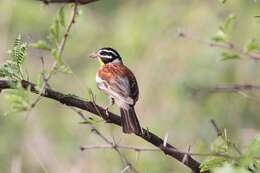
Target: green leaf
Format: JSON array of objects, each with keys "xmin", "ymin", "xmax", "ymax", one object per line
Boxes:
[
  {"xmin": 48, "ymin": 6, "xmax": 66, "ymax": 44},
  {"xmin": 212, "ymin": 14, "xmax": 236, "ymax": 43},
  {"xmin": 0, "ymin": 35, "xmax": 27, "ymax": 80},
  {"xmin": 224, "ymin": 14, "xmax": 236, "ymax": 34},
  {"xmin": 212, "ymin": 27, "xmax": 226, "ymax": 42},
  {"xmin": 244, "ymin": 39, "xmax": 260, "ymax": 53},
  {"xmin": 51, "ymin": 49, "xmax": 61, "ymax": 64},
  {"xmin": 56, "ymin": 64, "xmax": 72, "ymax": 74},
  {"xmin": 10, "ymin": 34, "xmax": 27, "ymax": 65},
  {"xmin": 200, "ymin": 157, "xmax": 226, "ymax": 172},
  {"xmin": 4, "ymin": 84, "xmax": 31, "ymax": 116},
  {"xmin": 220, "ymin": 52, "xmax": 240, "ymax": 61},
  {"xmin": 211, "ymin": 136, "xmax": 229, "ymax": 153},
  {"xmin": 58, "ymin": 6, "xmax": 65, "ymax": 27},
  {"xmin": 49, "ymin": 22, "xmax": 59, "ymax": 43},
  {"xmin": 239, "ymin": 135, "xmax": 260, "ymax": 168},
  {"xmin": 213, "ymin": 163, "xmax": 250, "ymax": 173},
  {"xmin": 30, "ymin": 40, "xmax": 51, "ymax": 51}
]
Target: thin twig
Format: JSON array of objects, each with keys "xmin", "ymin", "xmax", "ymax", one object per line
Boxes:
[
  {"xmin": 192, "ymin": 84, "xmax": 260, "ymax": 100},
  {"xmin": 210, "ymin": 119, "xmax": 222, "ymax": 137},
  {"xmin": 178, "ymin": 31, "xmax": 260, "ymax": 60},
  {"xmin": 70, "ymin": 108, "xmax": 139, "ymax": 173},
  {"xmin": 31, "ymin": 3, "xmax": 78, "ymax": 108},
  {"xmin": 39, "ymin": 0, "xmax": 99, "ymax": 4},
  {"xmin": 80, "ymin": 144, "xmax": 235, "ymax": 159},
  {"xmin": 81, "ymin": 144, "xmax": 160, "ymax": 152}
]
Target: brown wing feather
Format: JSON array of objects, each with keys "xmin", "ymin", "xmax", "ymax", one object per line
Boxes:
[{"xmin": 98, "ymin": 63, "xmax": 139, "ymax": 104}]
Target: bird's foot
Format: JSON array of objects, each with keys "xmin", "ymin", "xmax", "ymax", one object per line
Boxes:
[{"xmin": 104, "ymin": 98, "xmax": 115, "ymax": 118}]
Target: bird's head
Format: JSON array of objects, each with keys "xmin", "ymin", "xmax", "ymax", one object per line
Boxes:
[{"xmin": 89, "ymin": 47, "xmax": 123, "ymax": 65}]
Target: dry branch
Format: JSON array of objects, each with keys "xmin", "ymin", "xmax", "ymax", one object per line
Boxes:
[
  {"xmin": 192, "ymin": 84, "xmax": 260, "ymax": 98},
  {"xmin": 178, "ymin": 31, "xmax": 260, "ymax": 60},
  {"xmin": 0, "ymin": 79, "xmax": 207, "ymax": 173},
  {"xmin": 38, "ymin": 0, "xmax": 99, "ymax": 4}
]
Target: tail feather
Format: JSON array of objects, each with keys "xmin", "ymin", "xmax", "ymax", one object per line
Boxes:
[{"xmin": 120, "ymin": 107, "xmax": 142, "ymax": 134}]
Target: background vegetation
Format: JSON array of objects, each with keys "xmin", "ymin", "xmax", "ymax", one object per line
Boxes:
[{"xmin": 0, "ymin": 0, "xmax": 259, "ymax": 172}]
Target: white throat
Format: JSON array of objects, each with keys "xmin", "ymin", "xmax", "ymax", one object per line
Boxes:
[{"xmin": 111, "ymin": 58, "xmax": 123, "ymax": 64}]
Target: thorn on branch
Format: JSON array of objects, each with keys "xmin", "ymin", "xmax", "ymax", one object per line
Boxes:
[
  {"xmin": 210, "ymin": 119, "xmax": 222, "ymax": 136},
  {"xmin": 0, "ymin": 79, "xmax": 204, "ymax": 173},
  {"xmin": 182, "ymin": 145, "xmax": 191, "ymax": 164}
]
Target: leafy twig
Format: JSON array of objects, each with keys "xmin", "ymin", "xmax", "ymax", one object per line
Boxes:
[
  {"xmin": 178, "ymin": 31, "xmax": 260, "ymax": 60},
  {"xmin": 31, "ymin": 3, "xmax": 78, "ymax": 108}
]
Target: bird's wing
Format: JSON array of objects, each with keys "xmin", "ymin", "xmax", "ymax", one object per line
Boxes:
[{"xmin": 96, "ymin": 73, "xmax": 134, "ymax": 105}]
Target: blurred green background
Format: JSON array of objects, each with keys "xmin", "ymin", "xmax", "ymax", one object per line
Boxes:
[{"xmin": 0, "ymin": 0, "xmax": 260, "ymax": 172}]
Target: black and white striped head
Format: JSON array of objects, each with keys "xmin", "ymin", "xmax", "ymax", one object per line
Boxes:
[{"xmin": 90, "ymin": 47, "xmax": 122, "ymax": 65}]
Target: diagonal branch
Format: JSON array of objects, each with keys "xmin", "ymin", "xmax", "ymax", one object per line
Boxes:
[
  {"xmin": 0, "ymin": 79, "xmax": 208, "ymax": 173},
  {"xmin": 178, "ymin": 31, "xmax": 260, "ymax": 60},
  {"xmin": 38, "ymin": 0, "xmax": 99, "ymax": 4},
  {"xmin": 192, "ymin": 84, "xmax": 260, "ymax": 98}
]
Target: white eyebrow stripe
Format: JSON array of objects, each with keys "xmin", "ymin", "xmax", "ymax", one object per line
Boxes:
[
  {"xmin": 100, "ymin": 55, "xmax": 113, "ymax": 59},
  {"xmin": 99, "ymin": 49, "xmax": 118, "ymax": 57}
]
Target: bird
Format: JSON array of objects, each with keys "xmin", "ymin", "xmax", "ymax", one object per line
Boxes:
[{"xmin": 89, "ymin": 47, "xmax": 142, "ymax": 135}]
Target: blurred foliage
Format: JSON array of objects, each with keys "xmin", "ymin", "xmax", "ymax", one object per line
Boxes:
[
  {"xmin": 0, "ymin": 35, "xmax": 27, "ymax": 81},
  {"xmin": 0, "ymin": 35, "xmax": 31, "ymax": 116},
  {"xmin": 0, "ymin": 0, "xmax": 259, "ymax": 173}
]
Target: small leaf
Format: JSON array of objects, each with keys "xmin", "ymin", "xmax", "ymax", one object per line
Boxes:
[
  {"xmin": 211, "ymin": 136, "xmax": 229, "ymax": 153},
  {"xmin": 58, "ymin": 6, "xmax": 65, "ymax": 27},
  {"xmin": 49, "ymin": 20, "xmax": 60, "ymax": 43},
  {"xmin": 212, "ymin": 14, "xmax": 236, "ymax": 43},
  {"xmin": 11, "ymin": 35, "xmax": 27, "ymax": 65},
  {"xmin": 212, "ymin": 27, "xmax": 226, "ymax": 42},
  {"xmin": 239, "ymin": 135, "xmax": 260, "ymax": 168},
  {"xmin": 220, "ymin": 52, "xmax": 240, "ymax": 61},
  {"xmin": 0, "ymin": 35, "xmax": 28, "ymax": 80},
  {"xmin": 224, "ymin": 14, "xmax": 236, "ymax": 34},
  {"xmin": 51, "ymin": 49, "xmax": 61, "ymax": 64},
  {"xmin": 213, "ymin": 163, "xmax": 250, "ymax": 173},
  {"xmin": 244, "ymin": 39, "xmax": 260, "ymax": 53},
  {"xmin": 56, "ymin": 64, "xmax": 72, "ymax": 74},
  {"xmin": 4, "ymin": 85, "xmax": 31, "ymax": 116},
  {"xmin": 200, "ymin": 157, "xmax": 226, "ymax": 172},
  {"xmin": 30, "ymin": 40, "xmax": 51, "ymax": 51}
]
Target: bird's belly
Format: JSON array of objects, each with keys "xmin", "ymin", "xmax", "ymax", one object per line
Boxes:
[{"xmin": 96, "ymin": 74, "xmax": 106, "ymax": 90}]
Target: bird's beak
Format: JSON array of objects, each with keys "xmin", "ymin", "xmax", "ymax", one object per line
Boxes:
[{"xmin": 89, "ymin": 52, "xmax": 98, "ymax": 59}]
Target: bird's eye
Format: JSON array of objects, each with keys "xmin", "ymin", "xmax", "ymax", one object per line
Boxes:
[{"xmin": 100, "ymin": 51, "xmax": 107, "ymax": 56}]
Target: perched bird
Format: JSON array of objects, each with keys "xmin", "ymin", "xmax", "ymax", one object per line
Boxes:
[{"xmin": 89, "ymin": 47, "xmax": 142, "ymax": 134}]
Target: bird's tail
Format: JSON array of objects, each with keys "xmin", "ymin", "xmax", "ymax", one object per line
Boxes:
[{"xmin": 120, "ymin": 106, "xmax": 142, "ymax": 135}]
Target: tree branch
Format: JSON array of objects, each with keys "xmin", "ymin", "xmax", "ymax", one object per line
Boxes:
[
  {"xmin": 192, "ymin": 84, "xmax": 260, "ymax": 97},
  {"xmin": 80, "ymin": 144, "xmax": 235, "ymax": 159},
  {"xmin": 38, "ymin": 0, "xmax": 99, "ymax": 5},
  {"xmin": 178, "ymin": 31, "xmax": 260, "ymax": 60},
  {"xmin": 0, "ymin": 79, "xmax": 207, "ymax": 173}
]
